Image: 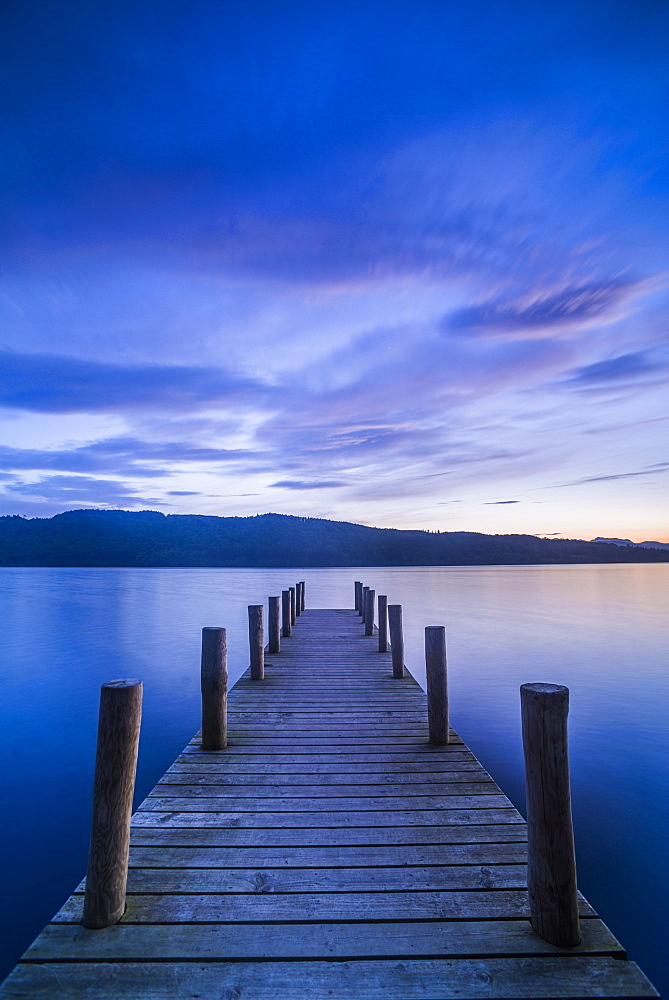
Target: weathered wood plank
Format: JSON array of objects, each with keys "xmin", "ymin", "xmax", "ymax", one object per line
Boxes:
[
  {"xmin": 129, "ymin": 823, "xmax": 527, "ymax": 847},
  {"xmin": 4, "ymin": 957, "xmax": 657, "ymax": 998},
  {"xmin": 130, "ymin": 806, "xmax": 528, "ymax": 827},
  {"xmin": 23, "ymin": 918, "xmax": 623, "ymax": 961},
  {"xmin": 54, "ymin": 889, "xmax": 598, "ymax": 923},
  {"xmin": 153, "ymin": 779, "xmax": 498, "ymax": 796},
  {"xmin": 139, "ymin": 793, "xmax": 510, "ymax": 810},
  {"xmin": 126, "ymin": 843, "xmax": 527, "ymax": 867}
]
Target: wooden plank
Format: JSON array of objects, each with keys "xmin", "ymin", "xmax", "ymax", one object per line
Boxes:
[
  {"xmin": 130, "ymin": 807, "xmax": 528, "ymax": 827},
  {"xmin": 54, "ymin": 889, "xmax": 598, "ymax": 923},
  {"xmin": 139, "ymin": 793, "xmax": 510, "ymax": 810},
  {"xmin": 129, "ymin": 824, "xmax": 527, "ymax": 847},
  {"xmin": 23, "ymin": 918, "xmax": 623, "ymax": 961},
  {"xmin": 3, "ymin": 958, "xmax": 657, "ymax": 998},
  {"xmin": 126, "ymin": 843, "xmax": 527, "ymax": 867},
  {"xmin": 102, "ymin": 862, "xmax": 530, "ymax": 893},
  {"xmin": 152, "ymin": 780, "xmax": 498, "ymax": 796}
]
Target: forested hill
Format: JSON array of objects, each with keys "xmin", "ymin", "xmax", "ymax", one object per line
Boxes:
[{"xmin": 0, "ymin": 509, "xmax": 667, "ymax": 567}]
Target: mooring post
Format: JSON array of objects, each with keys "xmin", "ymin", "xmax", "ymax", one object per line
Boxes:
[
  {"xmin": 201, "ymin": 627, "xmax": 227, "ymax": 751},
  {"xmin": 289, "ymin": 586, "xmax": 296, "ymax": 625},
  {"xmin": 295, "ymin": 582, "xmax": 302, "ymax": 617},
  {"xmin": 268, "ymin": 596, "xmax": 281, "ymax": 654},
  {"xmin": 362, "ymin": 586, "xmax": 369, "ymax": 624},
  {"xmin": 388, "ymin": 604, "xmax": 405, "ymax": 678},
  {"xmin": 248, "ymin": 604, "xmax": 264, "ymax": 680},
  {"xmin": 354, "ymin": 581, "xmax": 360, "ymax": 613},
  {"xmin": 521, "ymin": 683, "xmax": 581, "ymax": 948},
  {"xmin": 82, "ymin": 679, "xmax": 143, "ymax": 929},
  {"xmin": 300, "ymin": 580, "xmax": 306, "ymax": 611},
  {"xmin": 364, "ymin": 588, "xmax": 375, "ymax": 636},
  {"xmin": 281, "ymin": 589, "xmax": 291, "ymax": 637},
  {"xmin": 425, "ymin": 626, "xmax": 449, "ymax": 744},
  {"xmin": 378, "ymin": 594, "xmax": 388, "ymax": 652}
]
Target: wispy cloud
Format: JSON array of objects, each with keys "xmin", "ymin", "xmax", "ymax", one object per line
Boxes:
[
  {"xmin": 444, "ymin": 280, "xmax": 645, "ymax": 338},
  {"xmin": 271, "ymin": 480, "xmax": 348, "ymax": 490},
  {"xmin": 0, "ymin": 352, "xmax": 270, "ymax": 414}
]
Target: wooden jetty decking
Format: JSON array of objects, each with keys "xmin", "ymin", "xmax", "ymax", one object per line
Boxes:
[{"xmin": 0, "ymin": 607, "xmax": 659, "ymax": 998}]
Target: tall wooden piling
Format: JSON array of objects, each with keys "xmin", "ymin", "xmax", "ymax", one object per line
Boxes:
[
  {"xmin": 289, "ymin": 586, "xmax": 296, "ymax": 625},
  {"xmin": 354, "ymin": 580, "xmax": 361, "ymax": 613},
  {"xmin": 295, "ymin": 582, "xmax": 302, "ymax": 617},
  {"xmin": 425, "ymin": 625, "xmax": 449, "ymax": 745},
  {"xmin": 200, "ymin": 627, "xmax": 227, "ymax": 751},
  {"xmin": 521, "ymin": 682, "xmax": 581, "ymax": 948},
  {"xmin": 378, "ymin": 594, "xmax": 388, "ymax": 652},
  {"xmin": 281, "ymin": 590, "xmax": 291, "ymax": 637},
  {"xmin": 362, "ymin": 586, "xmax": 369, "ymax": 623},
  {"xmin": 364, "ymin": 588, "xmax": 375, "ymax": 636},
  {"xmin": 300, "ymin": 580, "xmax": 306, "ymax": 611},
  {"xmin": 388, "ymin": 604, "xmax": 405, "ymax": 678},
  {"xmin": 268, "ymin": 596, "xmax": 281, "ymax": 654},
  {"xmin": 82, "ymin": 679, "xmax": 143, "ymax": 929},
  {"xmin": 248, "ymin": 605, "xmax": 264, "ymax": 680}
]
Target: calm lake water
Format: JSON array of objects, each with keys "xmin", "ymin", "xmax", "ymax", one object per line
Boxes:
[{"xmin": 0, "ymin": 564, "xmax": 667, "ymax": 994}]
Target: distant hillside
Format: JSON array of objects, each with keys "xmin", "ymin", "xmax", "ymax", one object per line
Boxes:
[
  {"xmin": 591, "ymin": 536, "xmax": 669, "ymax": 551},
  {"xmin": 0, "ymin": 509, "xmax": 668, "ymax": 567}
]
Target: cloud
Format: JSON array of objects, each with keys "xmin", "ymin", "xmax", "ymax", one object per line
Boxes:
[
  {"xmin": 484, "ymin": 500, "xmax": 520, "ymax": 504},
  {"xmin": 0, "ymin": 352, "xmax": 270, "ymax": 414},
  {"xmin": 166, "ymin": 490, "xmax": 201, "ymax": 496},
  {"xmin": 0, "ymin": 438, "xmax": 258, "ymax": 478},
  {"xmin": 563, "ymin": 352, "xmax": 668, "ymax": 386},
  {"xmin": 271, "ymin": 480, "xmax": 348, "ymax": 490},
  {"xmin": 444, "ymin": 280, "xmax": 644, "ymax": 338},
  {"xmin": 559, "ymin": 467, "xmax": 669, "ymax": 487},
  {"xmin": 5, "ymin": 475, "xmax": 161, "ymax": 505}
]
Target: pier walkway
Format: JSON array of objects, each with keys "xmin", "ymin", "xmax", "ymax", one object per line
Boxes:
[{"xmin": 0, "ymin": 607, "xmax": 658, "ymax": 997}]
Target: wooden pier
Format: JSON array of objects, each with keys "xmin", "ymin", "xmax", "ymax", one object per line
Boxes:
[{"xmin": 0, "ymin": 606, "xmax": 658, "ymax": 997}]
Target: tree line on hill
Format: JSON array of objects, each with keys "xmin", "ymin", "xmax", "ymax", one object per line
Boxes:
[{"xmin": 0, "ymin": 508, "xmax": 667, "ymax": 567}]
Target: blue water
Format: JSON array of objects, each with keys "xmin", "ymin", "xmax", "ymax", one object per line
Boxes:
[{"xmin": 0, "ymin": 565, "xmax": 666, "ymax": 994}]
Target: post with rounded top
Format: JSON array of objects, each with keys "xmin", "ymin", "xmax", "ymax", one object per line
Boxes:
[
  {"xmin": 281, "ymin": 590, "xmax": 291, "ymax": 637},
  {"xmin": 521, "ymin": 682, "xmax": 580, "ymax": 948},
  {"xmin": 354, "ymin": 581, "xmax": 361, "ymax": 613},
  {"xmin": 295, "ymin": 582, "xmax": 302, "ymax": 617},
  {"xmin": 201, "ymin": 627, "xmax": 227, "ymax": 751},
  {"xmin": 83, "ymin": 679, "xmax": 143, "ymax": 929},
  {"xmin": 248, "ymin": 604, "xmax": 264, "ymax": 680},
  {"xmin": 268, "ymin": 596, "xmax": 281, "ymax": 654},
  {"xmin": 425, "ymin": 626, "xmax": 449, "ymax": 744},
  {"xmin": 364, "ymin": 588, "xmax": 375, "ymax": 636},
  {"xmin": 289, "ymin": 586, "xmax": 296, "ymax": 625},
  {"xmin": 300, "ymin": 580, "xmax": 306, "ymax": 612},
  {"xmin": 388, "ymin": 604, "xmax": 405, "ymax": 678},
  {"xmin": 377, "ymin": 595, "xmax": 388, "ymax": 652}
]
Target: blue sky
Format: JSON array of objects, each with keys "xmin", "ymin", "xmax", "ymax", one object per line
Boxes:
[{"xmin": 1, "ymin": 0, "xmax": 667, "ymax": 540}]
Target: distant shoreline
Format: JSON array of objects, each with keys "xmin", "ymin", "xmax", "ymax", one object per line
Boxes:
[{"xmin": 1, "ymin": 509, "xmax": 667, "ymax": 567}]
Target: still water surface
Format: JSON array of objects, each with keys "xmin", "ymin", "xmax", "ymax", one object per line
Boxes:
[{"xmin": 0, "ymin": 565, "xmax": 667, "ymax": 993}]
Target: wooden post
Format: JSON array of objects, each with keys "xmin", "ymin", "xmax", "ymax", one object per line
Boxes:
[
  {"xmin": 425, "ymin": 626, "xmax": 449, "ymax": 745},
  {"xmin": 268, "ymin": 596, "xmax": 281, "ymax": 654},
  {"xmin": 248, "ymin": 604, "xmax": 264, "ymax": 680},
  {"xmin": 200, "ymin": 627, "xmax": 227, "ymax": 751},
  {"xmin": 295, "ymin": 582, "xmax": 302, "ymax": 617},
  {"xmin": 300, "ymin": 580, "xmax": 306, "ymax": 611},
  {"xmin": 362, "ymin": 586, "xmax": 369, "ymax": 623},
  {"xmin": 282, "ymin": 589, "xmax": 291, "ymax": 637},
  {"xmin": 378, "ymin": 595, "xmax": 388, "ymax": 652},
  {"xmin": 364, "ymin": 588, "xmax": 375, "ymax": 636},
  {"xmin": 82, "ymin": 679, "xmax": 142, "ymax": 929},
  {"xmin": 521, "ymin": 683, "xmax": 581, "ymax": 948},
  {"xmin": 289, "ymin": 586, "xmax": 296, "ymax": 625},
  {"xmin": 354, "ymin": 581, "xmax": 361, "ymax": 613},
  {"xmin": 388, "ymin": 604, "xmax": 405, "ymax": 678}
]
